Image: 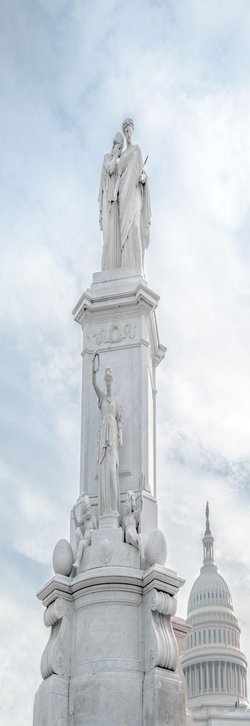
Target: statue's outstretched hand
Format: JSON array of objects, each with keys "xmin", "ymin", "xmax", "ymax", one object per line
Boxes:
[
  {"xmin": 92, "ymin": 352, "xmax": 100, "ymax": 374},
  {"xmin": 138, "ymin": 171, "xmax": 146, "ymax": 184}
]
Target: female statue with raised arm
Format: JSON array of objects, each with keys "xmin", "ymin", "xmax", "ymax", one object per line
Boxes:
[
  {"xmin": 98, "ymin": 131, "xmax": 124, "ymax": 270},
  {"xmin": 92, "ymin": 353, "xmax": 123, "ymax": 517},
  {"xmin": 113, "ymin": 118, "xmax": 151, "ymax": 270}
]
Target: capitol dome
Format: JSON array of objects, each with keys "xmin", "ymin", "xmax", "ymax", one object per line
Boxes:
[
  {"xmin": 188, "ymin": 563, "xmax": 233, "ymax": 613},
  {"xmin": 182, "ymin": 504, "xmax": 248, "ymax": 723}
]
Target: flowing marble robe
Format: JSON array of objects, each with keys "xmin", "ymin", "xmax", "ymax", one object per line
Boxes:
[
  {"xmin": 97, "ymin": 394, "xmax": 122, "ymax": 516},
  {"xmin": 98, "ymin": 153, "xmax": 121, "ymax": 270},
  {"xmin": 118, "ymin": 144, "xmax": 151, "ymax": 269}
]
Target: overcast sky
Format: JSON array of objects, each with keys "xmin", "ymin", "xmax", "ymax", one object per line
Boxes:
[{"xmin": 0, "ymin": 1, "xmax": 250, "ymax": 723}]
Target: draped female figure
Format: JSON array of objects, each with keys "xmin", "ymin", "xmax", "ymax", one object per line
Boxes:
[
  {"xmin": 98, "ymin": 132, "xmax": 124, "ymax": 270},
  {"xmin": 92, "ymin": 355, "xmax": 123, "ymax": 517},
  {"xmin": 114, "ymin": 118, "xmax": 151, "ymax": 270}
]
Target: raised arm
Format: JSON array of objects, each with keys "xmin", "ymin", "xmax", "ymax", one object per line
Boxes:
[{"xmin": 92, "ymin": 353, "xmax": 102, "ymax": 403}]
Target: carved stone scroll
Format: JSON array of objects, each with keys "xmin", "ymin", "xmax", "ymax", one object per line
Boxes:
[
  {"xmin": 150, "ymin": 589, "xmax": 178, "ymax": 671},
  {"xmin": 40, "ymin": 598, "xmax": 71, "ymax": 680},
  {"xmin": 151, "ymin": 590, "xmax": 177, "ymax": 617}
]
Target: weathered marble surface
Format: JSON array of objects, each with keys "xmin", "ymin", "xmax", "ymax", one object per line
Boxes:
[
  {"xmin": 33, "ymin": 675, "xmax": 69, "ymax": 726},
  {"xmin": 33, "ymin": 562, "xmax": 186, "ymax": 726},
  {"xmin": 143, "ymin": 668, "xmax": 187, "ymax": 726},
  {"xmin": 92, "ymin": 359, "xmax": 122, "ymax": 517},
  {"xmin": 99, "ymin": 119, "xmax": 151, "ymax": 273},
  {"xmin": 33, "ymin": 243, "xmax": 188, "ymax": 725},
  {"xmin": 99, "ymin": 131, "xmax": 124, "ymax": 271},
  {"xmin": 118, "ymin": 118, "xmax": 151, "ymax": 271},
  {"xmin": 72, "ymin": 494, "xmax": 97, "ymax": 569},
  {"xmin": 78, "ymin": 525, "xmax": 140, "ymax": 571},
  {"xmin": 72, "ymin": 267, "xmax": 166, "ymax": 545},
  {"xmin": 122, "ymin": 490, "xmax": 143, "ymax": 554}
]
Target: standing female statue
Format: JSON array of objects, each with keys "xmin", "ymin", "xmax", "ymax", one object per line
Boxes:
[
  {"xmin": 92, "ymin": 353, "xmax": 123, "ymax": 517},
  {"xmin": 113, "ymin": 118, "xmax": 151, "ymax": 270},
  {"xmin": 98, "ymin": 131, "xmax": 124, "ymax": 270}
]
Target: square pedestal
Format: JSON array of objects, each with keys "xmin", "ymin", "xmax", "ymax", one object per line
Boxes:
[
  {"xmin": 69, "ymin": 672, "xmax": 142, "ymax": 726},
  {"xmin": 33, "ymin": 675, "xmax": 69, "ymax": 726},
  {"xmin": 143, "ymin": 668, "xmax": 187, "ymax": 726}
]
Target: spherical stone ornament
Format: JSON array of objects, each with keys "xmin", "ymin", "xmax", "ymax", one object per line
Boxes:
[
  {"xmin": 53, "ymin": 539, "xmax": 74, "ymax": 576},
  {"xmin": 145, "ymin": 528, "xmax": 167, "ymax": 567}
]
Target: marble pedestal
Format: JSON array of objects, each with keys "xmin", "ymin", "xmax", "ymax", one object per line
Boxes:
[
  {"xmin": 33, "ymin": 267, "xmax": 188, "ymax": 724},
  {"xmin": 33, "ymin": 543, "xmax": 186, "ymax": 726},
  {"xmin": 143, "ymin": 668, "xmax": 187, "ymax": 726},
  {"xmin": 72, "ymin": 268, "xmax": 166, "ymax": 542}
]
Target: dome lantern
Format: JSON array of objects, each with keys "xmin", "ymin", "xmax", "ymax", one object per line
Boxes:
[{"xmin": 202, "ymin": 501, "xmax": 214, "ymax": 566}]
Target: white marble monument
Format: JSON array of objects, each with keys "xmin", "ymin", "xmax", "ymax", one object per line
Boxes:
[{"xmin": 33, "ymin": 119, "xmax": 188, "ymax": 726}]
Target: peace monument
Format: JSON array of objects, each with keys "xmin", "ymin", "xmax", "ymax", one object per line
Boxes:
[{"xmin": 33, "ymin": 119, "xmax": 188, "ymax": 725}]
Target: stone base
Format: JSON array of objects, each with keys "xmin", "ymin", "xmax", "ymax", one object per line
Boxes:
[
  {"xmin": 98, "ymin": 514, "xmax": 119, "ymax": 528},
  {"xmin": 69, "ymin": 671, "xmax": 142, "ymax": 726},
  {"xmin": 33, "ymin": 675, "xmax": 69, "ymax": 726},
  {"xmin": 143, "ymin": 668, "xmax": 187, "ymax": 726},
  {"xmin": 34, "ymin": 565, "xmax": 186, "ymax": 726},
  {"xmin": 80, "ymin": 526, "xmax": 140, "ymax": 571}
]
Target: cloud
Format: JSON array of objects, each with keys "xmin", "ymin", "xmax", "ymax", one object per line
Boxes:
[{"xmin": 0, "ymin": 556, "xmax": 50, "ymax": 725}]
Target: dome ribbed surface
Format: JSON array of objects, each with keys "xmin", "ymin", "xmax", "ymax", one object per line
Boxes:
[{"xmin": 187, "ymin": 563, "xmax": 233, "ymax": 613}]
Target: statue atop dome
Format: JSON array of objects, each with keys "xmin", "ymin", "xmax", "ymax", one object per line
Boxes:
[
  {"xmin": 205, "ymin": 501, "xmax": 211, "ymax": 535},
  {"xmin": 203, "ymin": 501, "xmax": 214, "ymax": 565}
]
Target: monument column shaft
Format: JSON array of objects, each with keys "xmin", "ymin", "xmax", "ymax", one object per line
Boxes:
[{"xmin": 73, "ymin": 269, "xmax": 166, "ymax": 536}]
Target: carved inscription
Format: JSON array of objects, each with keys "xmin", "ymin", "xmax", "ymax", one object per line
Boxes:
[{"xmin": 91, "ymin": 321, "xmax": 137, "ymax": 346}]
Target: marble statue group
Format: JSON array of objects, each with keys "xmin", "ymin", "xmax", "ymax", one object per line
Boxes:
[
  {"xmin": 33, "ymin": 115, "xmax": 189, "ymax": 726},
  {"xmin": 68, "ymin": 352, "xmax": 144, "ymax": 572},
  {"xmin": 98, "ymin": 117, "xmax": 151, "ymax": 271}
]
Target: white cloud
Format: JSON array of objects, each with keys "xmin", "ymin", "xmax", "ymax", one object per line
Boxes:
[{"xmin": 0, "ymin": 591, "xmax": 47, "ymax": 725}]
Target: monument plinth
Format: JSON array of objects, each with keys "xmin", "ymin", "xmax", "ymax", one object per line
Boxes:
[
  {"xmin": 33, "ymin": 118, "xmax": 188, "ymax": 725},
  {"xmin": 34, "ymin": 562, "xmax": 186, "ymax": 726}
]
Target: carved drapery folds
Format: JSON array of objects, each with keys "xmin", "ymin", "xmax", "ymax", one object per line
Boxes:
[
  {"xmin": 41, "ymin": 598, "xmax": 71, "ymax": 680},
  {"xmin": 150, "ymin": 589, "xmax": 178, "ymax": 671}
]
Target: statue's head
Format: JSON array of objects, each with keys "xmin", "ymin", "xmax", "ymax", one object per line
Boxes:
[
  {"xmin": 112, "ymin": 131, "xmax": 124, "ymax": 156},
  {"xmin": 125, "ymin": 490, "xmax": 136, "ymax": 512},
  {"xmin": 122, "ymin": 117, "xmax": 134, "ymax": 143},
  {"xmin": 104, "ymin": 366, "xmax": 113, "ymax": 394}
]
